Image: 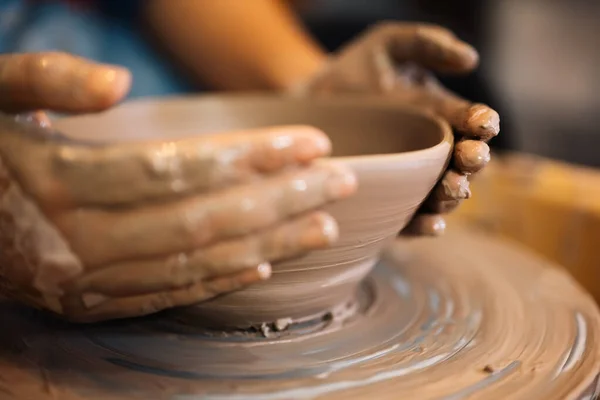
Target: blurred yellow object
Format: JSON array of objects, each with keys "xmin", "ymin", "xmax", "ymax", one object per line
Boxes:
[{"xmin": 449, "ymin": 152, "xmax": 600, "ymax": 303}]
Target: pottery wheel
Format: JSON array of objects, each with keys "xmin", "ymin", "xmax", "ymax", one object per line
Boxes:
[{"xmin": 1, "ymin": 227, "xmax": 599, "ymax": 399}]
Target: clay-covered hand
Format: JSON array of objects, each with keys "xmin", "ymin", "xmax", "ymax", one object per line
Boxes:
[
  {"xmin": 0, "ymin": 52, "xmax": 357, "ymax": 322},
  {"xmin": 294, "ymin": 22, "xmax": 500, "ymax": 236}
]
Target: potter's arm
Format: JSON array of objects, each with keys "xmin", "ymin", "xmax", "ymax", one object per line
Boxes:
[{"xmin": 143, "ymin": 0, "xmax": 326, "ymax": 91}]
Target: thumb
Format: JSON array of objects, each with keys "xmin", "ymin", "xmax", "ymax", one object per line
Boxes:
[
  {"xmin": 0, "ymin": 52, "xmax": 131, "ymax": 114},
  {"xmin": 369, "ymin": 23, "xmax": 479, "ymax": 74}
]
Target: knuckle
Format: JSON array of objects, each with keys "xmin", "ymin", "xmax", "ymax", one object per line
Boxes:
[{"xmin": 180, "ymin": 205, "xmax": 212, "ymax": 247}]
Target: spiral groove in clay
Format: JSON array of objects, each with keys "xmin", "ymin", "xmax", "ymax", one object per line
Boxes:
[{"xmin": 1, "ymin": 227, "xmax": 599, "ymax": 399}]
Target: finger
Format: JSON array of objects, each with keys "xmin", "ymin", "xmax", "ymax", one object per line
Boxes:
[
  {"xmin": 375, "ymin": 23, "xmax": 479, "ymax": 74},
  {"xmin": 429, "ymin": 170, "xmax": 471, "ymax": 202},
  {"xmin": 400, "ymin": 213, "xmax": 446, "ymax": 236},
  {"xmin": 0, "ymin": 52, "xmax": 131, "ymax": 113},
  {"xmin": 452, "ymin": 103, "xmax": 500, "ymax": 140},
  {"xmin": 453, "ymin": 140, "xmax": 490, "ymax": 174},
  {"xmin": 63, "ymin": 265, "xmax": 271, "ymax": 323},
  {"xmin": 421, "ymin": 170, "xmax": 470, "ymax": 213},
  {"xmin": 432, "ymin": 96, "xmax": 500, "ymax": 140},
  {"xmin": 12, "ymin": 125, "xmax": 333, "ymax": 209},
  {"xmin": 66, "ymin": 212, "xmax": 337, "ymax": 297},
  {"xmin": 55, "ymin": 163, "xmax": 355, "ymax": 266}
]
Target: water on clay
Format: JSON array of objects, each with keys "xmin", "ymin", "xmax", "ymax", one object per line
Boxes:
[{"xmin": 1, "ymin": 230, "xmax": 600, "ymax": 399}]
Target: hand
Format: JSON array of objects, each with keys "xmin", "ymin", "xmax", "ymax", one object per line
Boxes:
[
  {"xmin": 0, "ymin": 52, "xmax": 357, "ymax": 322},
  {"xmin": 294, "ymin": 22, "xmax": 500, "ymax": 235}
]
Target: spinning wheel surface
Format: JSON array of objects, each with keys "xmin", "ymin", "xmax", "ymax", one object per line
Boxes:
[{"xmin": 1, "ymin": 228, "xmax": 599, "ymax": 399}]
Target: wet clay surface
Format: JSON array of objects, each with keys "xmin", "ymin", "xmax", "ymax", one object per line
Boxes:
[
  {"xmin": 50, "ymin": 95, "xmax": 452, "ymax": 327},
  {"xmin": 1, "ymin": 227, "xmax": 599, "ymax": 399}
]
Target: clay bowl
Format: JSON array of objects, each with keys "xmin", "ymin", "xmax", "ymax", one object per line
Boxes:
[{"xmin": 54, "ymin": 94, "xmax": 453, "ymax": 328}]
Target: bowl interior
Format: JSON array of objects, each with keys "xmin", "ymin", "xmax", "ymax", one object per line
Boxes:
[{"xmin": 53, "ymin": 94, "xmax": 445, "ymax": 158}]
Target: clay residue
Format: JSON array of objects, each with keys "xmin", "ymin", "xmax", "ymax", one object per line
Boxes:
[
  {"xmin": 2, "ymin": 228, "xmax": 599, "ymax": 399},
  {"xmin": 174, "ymin": 292, "xmax": 367, "ymax": 340}
]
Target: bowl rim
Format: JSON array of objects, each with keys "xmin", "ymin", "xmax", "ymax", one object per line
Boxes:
[
  {"xmin": 17, "ymin": 94, "xmax": 453, "ymax": 159},
  {"xmin": 124, "ymin": 93, "xmax": 454, "ymax": 165}
]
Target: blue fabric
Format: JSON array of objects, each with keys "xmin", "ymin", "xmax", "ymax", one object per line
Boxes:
[{"xmin": 0, "ymin": 0, "xmax": 195, "ymax": 99}]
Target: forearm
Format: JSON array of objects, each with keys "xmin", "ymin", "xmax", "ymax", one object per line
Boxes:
[{"xmin": 143, "ymin": 0, "xmax": 327, "ymax": 91}]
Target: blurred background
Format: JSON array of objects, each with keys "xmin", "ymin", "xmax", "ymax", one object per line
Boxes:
[{"xmin": 292, "ymin": 0, "xmax": 600, "ymax": 167}]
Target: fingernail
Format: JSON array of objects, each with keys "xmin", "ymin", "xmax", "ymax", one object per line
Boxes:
[
  {"xmin": 295, "ymin": 128, "xmax": 332, "ymax": 161},
  {"xmin": 467, "ymin": 105, "xmax": 500, "ymax": 140},
  {"xmin": 326, "ymin": 167, "xmax": 358, "ymax": 199},
  {"xmin": 300, "ymin": 213, "xmax": 339, "ymax": 248},
  {"xmin": 88, "ymin": 65, "xmax": 132, "ymax": 108},
  {"xmin": 454, "ymin": 140, "xmax": 490, "ymax": 174},
  {"xmin": 440, "ymin": 170, "xmax": 471, "ymax": 200},
  {"xmin": 320, "ymin": 214, "xmax": 339, "ymax": 241},
  {"xmin": 101, "ymin": 65, "xmax": 132, "ymax": 85},
  {"xmin": 310, "ymin": 130, "xmax": 333, "ymax": 155},
  {"xmin": 257, "ymin": 262, "xmax": 272, "ymax": 280}
]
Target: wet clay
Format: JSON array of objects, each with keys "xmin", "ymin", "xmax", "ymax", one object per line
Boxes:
[
  {"xmin": 0, "ymin": 95, "xmax": 451, "ymax": 323},
  {"xmin": 48, "ymin": 95, "xmax": 453, "ymax": 327},
  {"xmin": 1, "ymin": 227, "xmax": 599, "ymax": 399}
]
